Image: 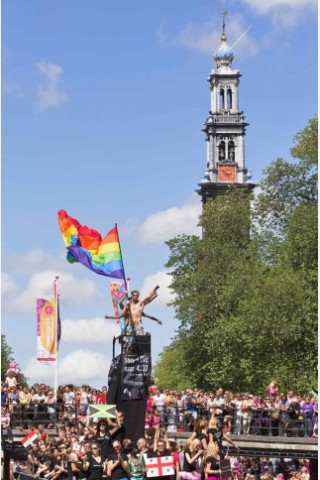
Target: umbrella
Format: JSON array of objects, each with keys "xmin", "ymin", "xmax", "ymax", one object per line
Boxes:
[{"xmin": 88, "ymin": 404, "xmax": 117, "ymax": 419}]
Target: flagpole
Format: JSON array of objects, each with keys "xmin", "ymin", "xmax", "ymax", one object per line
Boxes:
[
  {"xmin": 115, "ymin": 223, "xmax": 128, "ymax": 293},
  {"xmin": 115, "ymin": 224, "xmax": 134, "ymax": 337},
  {"xmin": 54, "ymin": 276, "xmax": 59, "ymax": 400}
]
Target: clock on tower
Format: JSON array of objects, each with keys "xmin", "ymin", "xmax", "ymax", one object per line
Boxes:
[{"xmin": 218, "ymin": 164, "xmax": 237, "ymax": 182}]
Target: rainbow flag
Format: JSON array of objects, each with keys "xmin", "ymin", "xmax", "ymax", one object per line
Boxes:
[{"xmin": 57, "ymin": 210, "xmax": 125, "ymax": 279}]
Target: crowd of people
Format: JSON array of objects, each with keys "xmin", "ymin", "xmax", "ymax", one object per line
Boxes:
[
  {"xmin": 145, "ymin": 385, "xmax": 318, "ymax": 438},
  {"xmin": 1, "ymin": 380, "xmax": 316, "ymax": 480},
  {"xmin": 1, "ymin": 381, "xmax": 318, "ymax": 439}
]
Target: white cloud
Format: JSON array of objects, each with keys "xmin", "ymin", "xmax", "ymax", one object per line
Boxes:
[
  {"xmin": 3, "ymin": 270, "xmax": 99, "ymax": 314},
  {"xmin": 24, "ymin": 350, "xmax": 111, "ymax": 386},
  {"xmin": 36, "ymin": 61, "xmax": 68, "ymax": 111},
  {"xmin": 62, "ymin": 317, "xmax": 119, "ymax": 343},
  {"xmin": 156, "ymin": 14, "xmax": 258, "ymax": 59},
  {"xmin": 140, "ymin": 270, "xmax": 176, "ymax": 307},
  {"xmin": 129, "ymin": 196, "xmax": 201, "ymax": 246},
  {"xmin": 3, "ymin": 249, "xmax": 58, "ymax": 275},
  {"xmin": 1, "ymin": 273, "xmax": 18, "ymax": 295},
  {"xmin": 240, "ymin": 0, "xmax": 316, "ymax": 14}
]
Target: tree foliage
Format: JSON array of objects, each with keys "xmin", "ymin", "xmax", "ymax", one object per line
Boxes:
[
  {"xmin": 1, "ymin": 334, "xmax": 27, "ymax": 384},
  {"xmin": 1, "ymin": 334, "xmax": 15, "ymax": 381},
  {"xmin": 159, "ymin": 118, "xmax": 318, "ymax": 394}
]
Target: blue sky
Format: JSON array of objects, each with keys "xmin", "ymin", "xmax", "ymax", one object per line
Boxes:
[{"xmin": 2, "ymin": 0, "xmax": 317, "ymax": 388}]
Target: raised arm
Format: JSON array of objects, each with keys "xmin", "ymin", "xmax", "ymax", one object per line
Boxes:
[
  {"xmin": 222, "ymin": 429, "xmax": 240, "ymax": 450},
  {"xmin": 142, "ymin": 286, "xmax": 160, "ymax": 306},
  {"xmin": 153, "ymin": 425, "xmax": 161, "ymax": 452}
]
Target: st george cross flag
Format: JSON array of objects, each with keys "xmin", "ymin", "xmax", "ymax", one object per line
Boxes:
[
  {"xmin": 21, "ymin": 430, "xmax": 38, "ymax": 448},
  {"xmin": 146, "ymin": 456, "xmax": 174, "ymax": 477}
]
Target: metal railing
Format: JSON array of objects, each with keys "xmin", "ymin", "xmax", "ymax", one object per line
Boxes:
[
  {"xmin": 3, "ymin": 402, "xmax": 317, "ymax": 438},
  {"xmin": 155, "ymin": 405, "xmax": 316, "ymax": 438}
]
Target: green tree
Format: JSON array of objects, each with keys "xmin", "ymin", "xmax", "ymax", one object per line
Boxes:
[
  {"xmin": 159, "ymin": 118, "xmax": 318, "ymax": 393},
  {"xmin": 1, "ymin": 334, "xmax": 27, "ymax": 384},
  {"xmin": 1, "ymin": 334, "xmax": 15, "ymax": 381},
  {"xmin": 153, "ymin": 338, "xmax": 191, "ymax": 390}
]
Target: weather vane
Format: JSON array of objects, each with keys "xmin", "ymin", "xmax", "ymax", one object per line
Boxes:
[{"xmin": 222, "ymin": 10, "xmax": 227, "ymax": 35}]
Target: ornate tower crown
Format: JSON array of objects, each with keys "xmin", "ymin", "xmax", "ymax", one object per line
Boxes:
[
  {"xmin": 213, "ymin": 33, "xmax": 234, "ymax": 68},
  {"xmin": 213, "ymin": 11, "xmax": 234, "ymax": 69}
]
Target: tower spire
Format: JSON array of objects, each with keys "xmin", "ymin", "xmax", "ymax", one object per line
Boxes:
[
  {"xmin": 222, "ymin": 10, "xmax": 227, "ymax": 35},
  {"xmin": 197, "ymin": 13, "xmax": 255, "ymax": 203}
]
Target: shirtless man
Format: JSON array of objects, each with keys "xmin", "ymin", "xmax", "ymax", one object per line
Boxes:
[{"xmin": 105, "ymin": 286, "xmax": 160, "ymax": 335}]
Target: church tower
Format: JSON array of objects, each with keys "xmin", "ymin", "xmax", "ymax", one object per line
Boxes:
[{"xmin": 197, "ymin": 13, "xmax": 255, "ymax": 203}]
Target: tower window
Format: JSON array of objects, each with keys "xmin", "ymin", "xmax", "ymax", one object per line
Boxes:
[
  {"xmin": 227, "ymin": 88, "xmax": 232, "ymax": 109},
  {"xmin": 219, "ymin": 88, "xmax": 225, "ymax": 109},
  {"xmin": 219, "ymin": 141, "xmax": 226, "ymax": 161},
  {"xmin": 228, "ymin": 140, "xmax": 235, "ymax": 161}
]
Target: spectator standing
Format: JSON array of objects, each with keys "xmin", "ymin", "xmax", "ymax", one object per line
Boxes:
[
  {"xmin": 107, "ymin": 440, "xmax": 128, "ymax": 480},
  {"xmin": 137, "ymin": 437, "xmax": 151, "ymax": 457},
  {"xmin": 232, "ymin": 393, "xmax": 243, "ymax": 435},
  {"xmin": 312, "ymin": 399, "xmax": 318, "ymax": 437},
  {"xmin": 126, "ymin": 445, "xmax": 146, "ymax": 480},
  {"xmin": 1, "ymin": 386, "xmax": 9, "ymax": 406},
  {"xmin": 83, "ymin": 443, "xmax": 107, "ymax": 480},
  {"xmin": 64, "ymin": 386, "xmax": 75, "ymax": 406},
  {"xmin": 89, "ymin": 419, "xmax": 114, "ymax": 459},
  {"xmin": 301, "ymin": 396, "xmax": 314, "ymax": 437},
  {"xmin": 45, "ymin": 390, "xmax": 57, "ymax": 423},
  {"xmin": 178, "ymin": 438, "xmax": 204, "ymax": 480},
  {"xmin": 32, "ymin": 385, "xmax": 47, "ymax": 420},
  {"xmin": 267, "ymin": 381, "xmax": 278, "ymax": 399},
  {"xmin": 1, "ymin": 405, "xmax": 13, "ymax": 441},
  {"xmin": 110, "ymin": 411, "xmax": 126, "ymax": 443},
  {"xmin": 19, "ymin": 385, "xmax": 32, "ymax": 422},
  {"xmin": 212, "ymin": 390, "xmax": 225, "ymax": 427},
  {"xmin": 205, "ymin": 447, "xmax": 222, "ymax": 480},
  {"xmin": 80, "ymin": 385, "xmax": 89, "ymax": 411},
  {"xmin": 242, "ymin": 394, "xmax": 253, "ymax": 435},
  {"xmin": 277, "ymin": 394, "xmax": 290, "ymax": 436},
  {"xmin": 5, "ymin": 371, "xmax": 18, "ymax": 389},
  {"xmin": 168, "ymin": 441, "xmax": 180, "ymax": 480},
  {"xmin": 153, "ymin": 389, "xmax": 166, "ymax": 421}
]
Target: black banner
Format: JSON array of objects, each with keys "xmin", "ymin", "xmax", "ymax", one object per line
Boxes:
[
  {"xmin": 121, "ymin": 353, "xmax": 151, "ymax": 400},
  {"xmin": 220, "ymin": 459, "xmax": 231, "ymax": 479},
  {"xmin": 108, "ymin": 354, "xmax": 121, "ymax": 388}
]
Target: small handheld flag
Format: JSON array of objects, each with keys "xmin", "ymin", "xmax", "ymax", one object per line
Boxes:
[{"xmin": 21, "ymin": 431, "xmax": 38, "ymax": 449}]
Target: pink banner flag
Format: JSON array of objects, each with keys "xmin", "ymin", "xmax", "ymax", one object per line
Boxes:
[
  {"xmin": 110, "ymin": 281, "xmax": 127, "ymax": 321},
  {"xmin": 36, "ymin": 298, "xmax": 57, "ymax": 365}
]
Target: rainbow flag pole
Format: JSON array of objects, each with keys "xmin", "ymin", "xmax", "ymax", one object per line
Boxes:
[
  {"xmin": 114, "ymin": 223, "xmax": 135, "ymax": 333},
  {"xmin": 115, "ymin": 223, "xmax": 128, "ymax": 293}
]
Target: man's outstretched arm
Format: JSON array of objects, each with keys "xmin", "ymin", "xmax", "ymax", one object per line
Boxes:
[
  {"xmin": 105, "ymin": 304, "xmax": 128, "ymax": 320},
  {"xmin": 142, "ymin": 312, "xmax": 162, "ymax": 325}
]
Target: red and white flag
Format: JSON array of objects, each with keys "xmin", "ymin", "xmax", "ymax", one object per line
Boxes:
[
  {"xmin": 21, "ymin": 430, "xmax": 38, "ymax": 449},
  {"xmin": 146, "ymin": 456, "xmax": 174, "ymax": 477}
]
